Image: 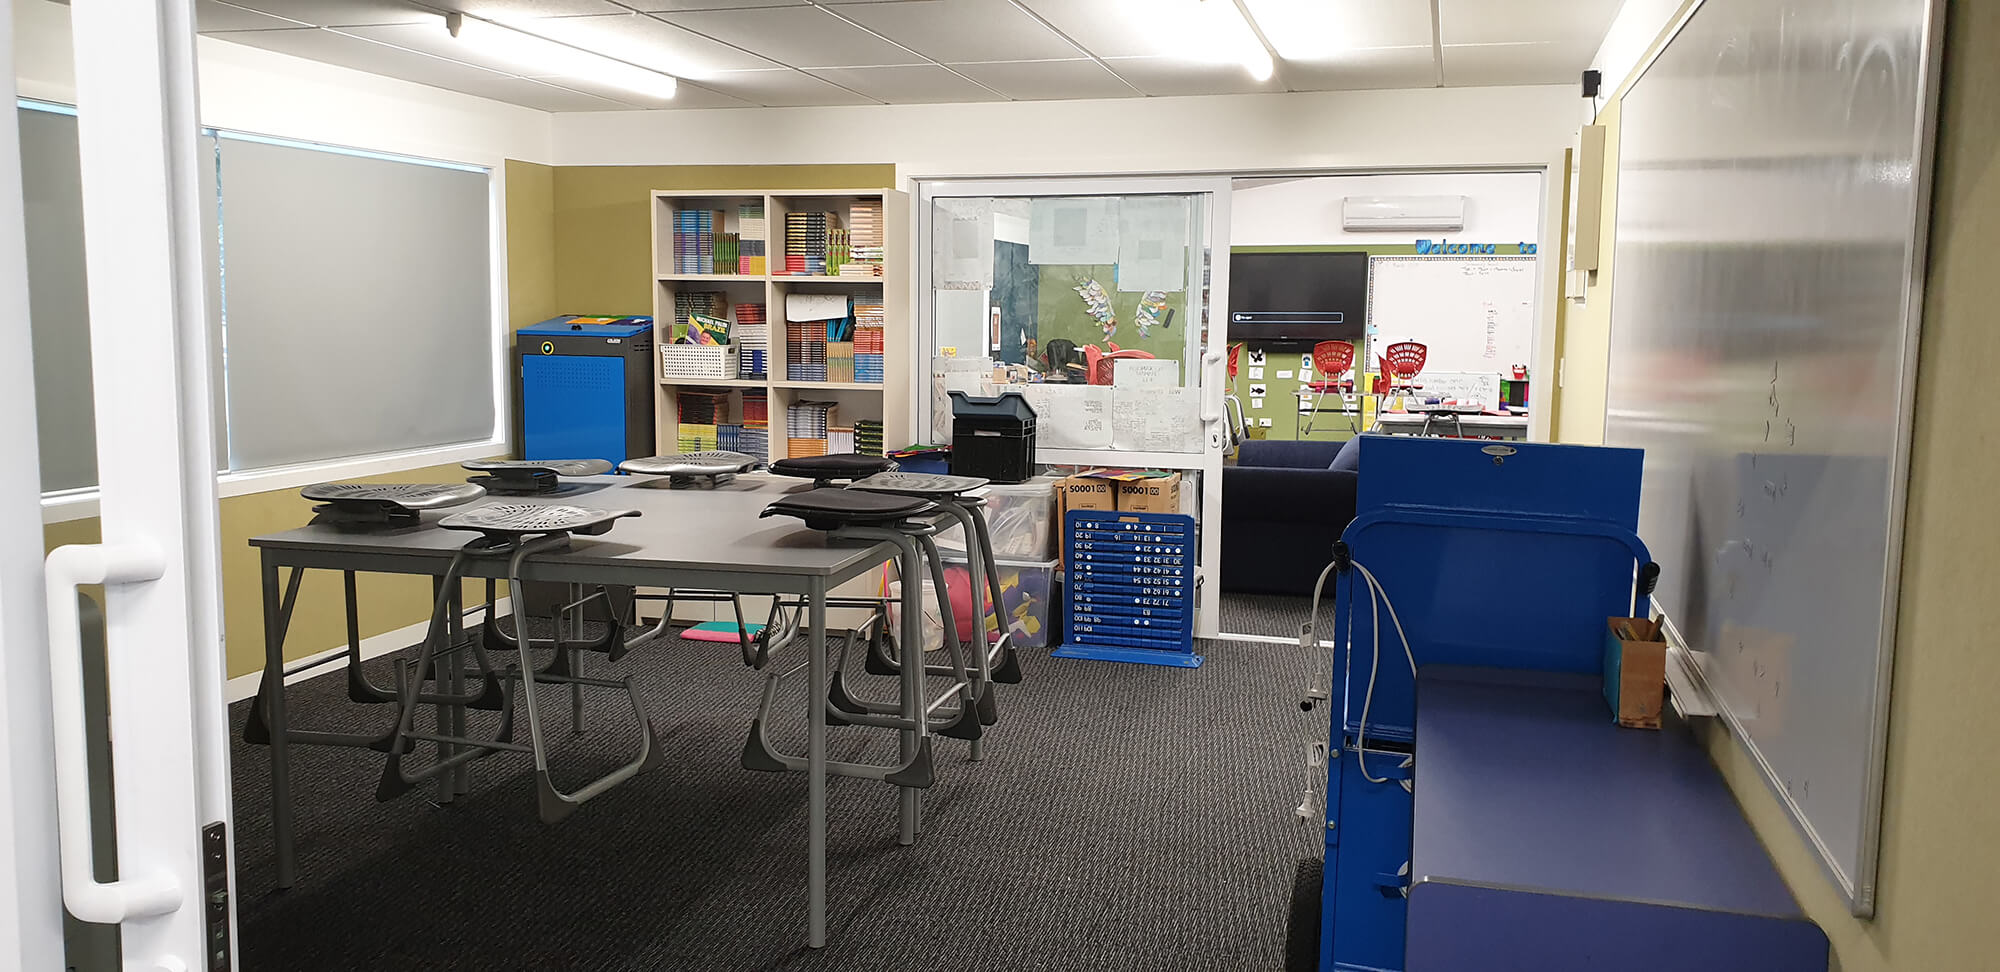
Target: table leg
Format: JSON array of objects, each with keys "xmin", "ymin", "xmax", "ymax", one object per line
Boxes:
[
  {"xmin": 431, "ymin": 575, "xmax": 454, "ymax": 805},
  {"xmin": 449, "ymin": 580, "xmax": 469, "ymax": 798},
  {"xmin": 807, "ymin": 576, "xmax": 828, "ymax": 949},
  {"xmin": 261, "ymin": 556, "xmax": 297, "ymax": 889},
  {"xmin": 569, "ymin": 582, "xmax": 585, "ymax": 735},
  {"xmin": 899, "ymin": 552, "xmax": 922, "ymax": 844}
]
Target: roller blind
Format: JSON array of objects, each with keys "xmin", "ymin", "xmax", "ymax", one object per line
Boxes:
[{"xmin": 214, "ymin": 134, "xmax": 494, "ymax": 470}]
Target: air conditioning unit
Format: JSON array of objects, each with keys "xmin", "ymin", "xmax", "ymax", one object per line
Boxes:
[{"xmin": 1340, "ymin": 195, "xmax": 1467, "ymax": 232}]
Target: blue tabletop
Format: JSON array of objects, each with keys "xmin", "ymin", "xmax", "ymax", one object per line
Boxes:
[{"xmin": 1411, "ymin": 666, "xmax": 1803, "ymax": 918}]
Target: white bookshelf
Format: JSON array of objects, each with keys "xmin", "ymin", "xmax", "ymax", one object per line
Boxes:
[{"xmin": 648, "ymin": 188, "xmax": 910, "ymax": 460}]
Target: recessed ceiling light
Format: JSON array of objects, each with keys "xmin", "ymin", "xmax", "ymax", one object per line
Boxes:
[
  {"xmin": 444, "ymin": 13, "xmax": 677, "ymax": 100},
  {"xmin": 1135, "ymin": 0, "xmax": 1275, "ymax": 82}
]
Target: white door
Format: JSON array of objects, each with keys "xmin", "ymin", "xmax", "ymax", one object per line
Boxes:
[
  {"xmin": 916, "ymin": 178, "xmax": 1232, "ymax": 637},
  {"xmin": 0, "ymin": 2, "xmax": 235, "ymax": 970}
]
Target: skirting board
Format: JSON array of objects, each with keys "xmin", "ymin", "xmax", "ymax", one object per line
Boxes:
[{"xmin": 223, "ymin": 597, "xmax": 511, "ymax": 704}]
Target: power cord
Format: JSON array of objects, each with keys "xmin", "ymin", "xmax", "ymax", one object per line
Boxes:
[{"xmin": 1298, "ymin": 541, "xmax": 1418, "ymax": 787}]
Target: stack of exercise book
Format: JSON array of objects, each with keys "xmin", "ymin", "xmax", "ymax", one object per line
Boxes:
[
  {"xmin": 854, "ymin": 419, "xmax": 884, "ymax": 457},
  {"xmin": 738, "ymin": 200, "xmax": 767, "ymax": 275},
  {"xmin": 786, "ymin": 399, "xmax": 836, "ymax": 458},
  {"xmin": 842, "ymin": 199, "xmax": 883, "ymax": 275},
  {"xmin": 735, "ymin": 302, "xmax": 768, "ymax": 378}
]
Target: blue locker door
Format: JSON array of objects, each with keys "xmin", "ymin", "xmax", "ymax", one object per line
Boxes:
[
  {"xmin": 1328, "ymin": 745, "xmax": 1414, "ymax": 972},
  {"xmin": 522, "ymin": 354, "xmax": 626, "ymax": 463}
]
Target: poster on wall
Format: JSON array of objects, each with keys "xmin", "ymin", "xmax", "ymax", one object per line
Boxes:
[
  {"xmin": 932, "ymin": 198, "xmax": 994, "ymax": 290},
  {"xmin": 1115, "ymin": 196, "xmax": 1188, "ymax": 292},
  {"xmin": 1029, "ymin": 197, "xmax": 1118, "ymax": 265}
]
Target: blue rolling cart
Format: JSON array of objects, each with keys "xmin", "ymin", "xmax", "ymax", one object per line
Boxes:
[{"xmin": 1053, "ymin": 511, "xmax": 1202, "ymax": 668}]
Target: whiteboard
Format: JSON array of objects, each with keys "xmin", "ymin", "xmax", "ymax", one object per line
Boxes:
[
  {"xmin": 1365, "ymin": 255, "xmax": 1534, "ymax": 377},
  {"xmin": 1602, "ymin": 0, "xmax": 1942, "ymax": 917}
]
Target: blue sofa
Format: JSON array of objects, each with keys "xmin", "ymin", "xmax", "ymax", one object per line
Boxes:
[{"xmin": 1221, "ymin": 438, "xmax": 1359, "ymax": 596}]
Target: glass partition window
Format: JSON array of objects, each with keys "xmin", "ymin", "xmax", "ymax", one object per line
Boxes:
[{"xmin": 927, "ymin": 192, "xmax": 1210, "ymax": 455}]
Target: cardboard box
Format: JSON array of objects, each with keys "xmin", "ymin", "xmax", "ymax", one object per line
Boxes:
[
  {"xmin": 1115, "ymin": 472, "xmax": 1182, "ymax": 514},
  {"xmin": 1058, "ymin": 474, "xmax": 1116, "ymax": 515},
  {"xmin": 1603, "ymin": 617, "xmax": 1667, "ymax": 729}
]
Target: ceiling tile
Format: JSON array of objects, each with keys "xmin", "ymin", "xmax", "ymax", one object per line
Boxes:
[
  {"xmin": 827, "ymin": 0, "xmax": 1077, "ymax": 63},
  {"xmin": 1009, "ymin": 0, "xmax": 1170, "ymax": 59},
  {"xmin": 196, "ymin": 0, "xmax": 307, "ymax": 31},
  {"xmin": 1437, "ymin": 0, "xmax": 1621, "ymax": 47},
  {"xmin": 806, "ymin": 64, "xmax": 1006, "ymax": 103},
  {"xmin": 1100, "ymin": 55, "xmax": 1280, "ymax": 97},
  {"xmin": 1242, "ymin": 0, "xmax": 1433, "ymax": 57},
  {"xmin": 205, "ymin": 27, "xmax": 522, "ymax": 89},
  {"xmin": 433, "ymin": 0, "xmax": 633, "ymax": 18},
  {"xmin": 627, "ymin": 0, "xmax": 808, "ymax": 9},
  {"xmin": 661, "ymin": 5, "xmax": 929, "ymax": 67},
  {"xmin": 697, "ymin": 68, "xmax": 882, "ymax": 106},
  {"xmin": 1282, "ymin": 45, "xmax": 1437, "ymax": 92},
  {"xmin": 447, "ymin": 75, "xmax": 642, "ymax": 110},
  {"xmin": 1439, "ymin": 42, "xmax": 1578, "ymax": 86},
  {"xmin": 946, "ymin": 57, "xmax": 1136, "ymax": 101},
  {"xmin": 224, "ymin": 0, "xmax": 436, "ymax": 27},
  {"xmin": 475, "ymin": 12, "xmax": 781, "ymax": 77}
]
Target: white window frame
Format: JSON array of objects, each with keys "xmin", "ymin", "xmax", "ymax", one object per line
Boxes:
[{"xmin": 33, "ymin": 118, "xmax": 509, "ymax": 523}]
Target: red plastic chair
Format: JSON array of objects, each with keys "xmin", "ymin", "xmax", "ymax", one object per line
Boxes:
[
  {"xmin": 1300, "ymin": 341, "xmax": 1358, "ymax": 435},
  {"xmin": 1382, "ymin": 341, "xmax": 1428, "ymax": 394}
]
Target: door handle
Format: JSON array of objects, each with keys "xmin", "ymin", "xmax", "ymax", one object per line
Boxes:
[
  {"xmin": 1198, "ymin": 349, "xmax": 1224, "ymax": 423},
  {"xmin": 45, "ymin": 542, "xmax": 184, "ymax": 923}
]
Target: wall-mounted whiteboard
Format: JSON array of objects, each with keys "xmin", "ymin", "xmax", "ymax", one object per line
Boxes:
[
  {"xmin": 1602, "ymin": 0, "xmax": 1942, "ymax": 918},
  {"xmin": 1366, "ymin": 256, "xmax": 1535, "ymax": 377}
]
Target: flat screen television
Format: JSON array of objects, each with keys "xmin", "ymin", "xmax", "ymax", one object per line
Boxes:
[{"xmin": 1227, "ymin": 251, "xmax": 1368, "ymax": 347}]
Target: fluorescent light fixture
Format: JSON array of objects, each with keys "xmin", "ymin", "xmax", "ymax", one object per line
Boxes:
[
  {"xmin": 1241, "ymin": 0, "xmax": 1346, "ymax": 61},
  {"xmin": 1135, "ymin": 0, "xmax": 1274, "ymax": 82},
  {"xmin": 444, "ymin": 13, "xmax": 677, "ymax": 100}
]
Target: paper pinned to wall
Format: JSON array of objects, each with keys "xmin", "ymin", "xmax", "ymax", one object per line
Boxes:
[
  {"xmin": 1020, "ymin": 383, "xmax": 1113, "ymax": 450},
  {"xmin": 932, "ymin": 198, "xmax": 994, "ymax": 290},
  {"xmin": 1111, "ymin": 386, "xmax": 1199, "ymax": 453},
  {"xmin": 1029, "ymin": 197, "xmax": 1118, "ymax": 265},
  {"xmin": 786, "ymin": 293, "xmax": 849, "ymax": 322},
  {"xmin": 1111, "ymin": 358, "xmax": 1179, "ymax": 388},
  {"xmin": 1115, "ymin": 196, "xmax": 1188, "ymax": 292}
]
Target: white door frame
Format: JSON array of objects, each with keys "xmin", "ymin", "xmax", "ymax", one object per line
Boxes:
[
  {"xmin": 0, "ymin": 2, "xmax": 67, "ymax": 965},
  {"xmin": 914, "ymin": 175, "xmax": 1233, "ymax": 638},
  {"xmin": 12, "ymin": 1, "xmax": 235, "ymax": 969}
]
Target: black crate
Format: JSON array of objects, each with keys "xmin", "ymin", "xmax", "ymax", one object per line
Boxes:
[{"xmin": 948, "ymin": 390, "xmax": 1037, "ymax": 484}]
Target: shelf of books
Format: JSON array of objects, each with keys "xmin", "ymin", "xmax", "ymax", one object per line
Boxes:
[{"xmin": 650, "ymin": 189, "xmax": 907, "ymax": 462}]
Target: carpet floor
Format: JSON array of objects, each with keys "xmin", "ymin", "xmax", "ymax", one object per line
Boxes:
[{"xmin": 230, "ymin": 624, "xmax": 1326, "ymax": 971}]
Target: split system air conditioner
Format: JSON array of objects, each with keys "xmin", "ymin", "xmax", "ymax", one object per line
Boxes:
[{"xmin": 1339, "ymin": 195, "xmax": 1467, "ymax": 232}]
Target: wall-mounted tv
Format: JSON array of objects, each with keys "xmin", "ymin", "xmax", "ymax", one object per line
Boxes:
[{"xmin": 1227, "ymin": 251, "xmax": 1368, "ymax": 347}]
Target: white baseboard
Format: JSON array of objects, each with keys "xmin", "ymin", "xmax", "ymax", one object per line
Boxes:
[{"xmin": 225, "ymin": 596, "xmax": 511, "ymax": 704}]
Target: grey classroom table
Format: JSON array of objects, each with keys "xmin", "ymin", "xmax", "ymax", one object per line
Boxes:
[{"xmin": 249, "ymin": 474, "xmax": 901, "ymax": 947}]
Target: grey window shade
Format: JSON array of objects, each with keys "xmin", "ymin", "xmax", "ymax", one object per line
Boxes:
[
  {"xmin": 215, "ymin": 136, "xmax": 493, "ymax": 470},
  {"xmin": 20, "ymin": 105, "xmax": 222, "ymax": 491},
  {"xmin": 20, "ymin": 106, "xmax": 97, "ymax": 492}
]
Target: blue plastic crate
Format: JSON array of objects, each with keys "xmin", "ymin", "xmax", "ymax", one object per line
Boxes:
[{"xmin": 1054, "ymin": 511, "xmax": 1201, "ymax": 668}]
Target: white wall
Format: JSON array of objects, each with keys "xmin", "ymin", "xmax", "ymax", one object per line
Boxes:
[
  {"xmin": 12, "ymin": 0, "xmax": 552, "ymax": 168},
  {"xmin": 550, "ymin": 84, "xmax": 1578, "ymax": 179},
  {"xmin": 1231, "ymin": 172, "xmax": 1546, "ymax": 246}
]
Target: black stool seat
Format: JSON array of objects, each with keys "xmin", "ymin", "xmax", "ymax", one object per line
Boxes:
[
  {"xmin": 849, "ymin": 471, "xmax": 989, "ymax": 498},
  {"xmin": 302, "ymin": 482, "xmax": 487, "ymax": 529},
  {"xmin": 621, "ymin": 451, "xmax": 761, "ymax": 477},
  {"xmin": 768, "ymin": 453, "xmax": 897, "ymax": 486},
  {"xmin": 440, "ymin": 503, "xmax": 639, "ymax": 538},
  {"xmin": 761, "ymin": 487, "xmax": 934, "ymax": 532},
  {"xmin": 464, "ymin": 459, "xmax": 614, "ymax": 496}
]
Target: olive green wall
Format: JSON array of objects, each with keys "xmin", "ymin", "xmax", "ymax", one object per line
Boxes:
[
  {"xmin": 547, "ymin": 163, "xmax": 897, "ymax": 314},
  {"xmin": 1223, "ymin": 244, "xmax": 1532, "ymax": 442}
]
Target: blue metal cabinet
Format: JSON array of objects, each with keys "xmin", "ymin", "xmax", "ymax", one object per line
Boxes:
[
  {"xmin": 1322, "ymin": 739, "xmax": 1414, "ymax": 972},
  {"xmin": 517, "ymin": 316, "xmax": 653, "ymax": 464}
]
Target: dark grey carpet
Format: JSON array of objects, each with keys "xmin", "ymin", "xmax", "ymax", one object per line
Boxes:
[
  {"xmin": 1217, "ymin": 593, "xmax": 1318, "ymax": 640},
  {"xmin": 230, "ymin": 630, "xmax": 1322, "ymax": 971}
]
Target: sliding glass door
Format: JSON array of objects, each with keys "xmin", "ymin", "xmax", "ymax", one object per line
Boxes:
[{"xmin": 917, "ymin": 177, "xmax": 1231, "ymax": 638}]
